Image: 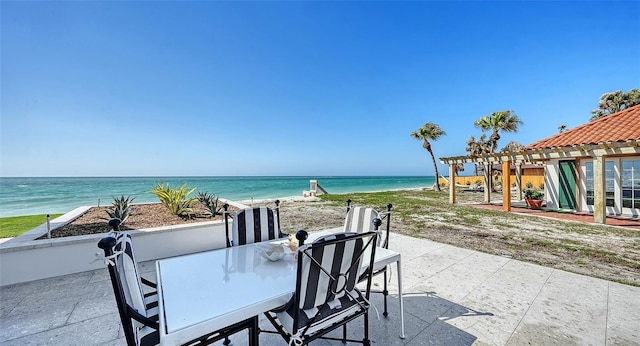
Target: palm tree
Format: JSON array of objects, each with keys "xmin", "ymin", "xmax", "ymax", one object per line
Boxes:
[
  {"xmin": 466, "ymin": 134, "xmax": 491, "ymax": 175},
  {"xmin": 474, "ymin": 110, "xmax": 523, "ymax": 153},
  {"xmin": 411, "ymin": 122, "xmax": 446, "ymax": 191}
]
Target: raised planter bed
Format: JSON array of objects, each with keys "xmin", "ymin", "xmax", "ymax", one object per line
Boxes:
[{"xmin": 0, "ymin": 200, "xmax": 249, "ymax": 286}]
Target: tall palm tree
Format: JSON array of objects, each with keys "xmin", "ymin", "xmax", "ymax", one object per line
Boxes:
[
  {"xmin": 411, "ymin": 122, "xmax": 446, "ymax": 191},
  {"xmin": 474, "ymin": 110, "xmax": 523, "ymax": 153}
]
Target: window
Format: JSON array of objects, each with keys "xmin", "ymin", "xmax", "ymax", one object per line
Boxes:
[
  {"xmin": 586, "ymin": 163, "xmax": 593, "ymax": 205},
  {"xmin": 622, "ymin": 160, "xmax": 640, "ymax": 209},
  {"xmin": 585, "ymin": 161, "xmax": 615, "ymax": 207}
]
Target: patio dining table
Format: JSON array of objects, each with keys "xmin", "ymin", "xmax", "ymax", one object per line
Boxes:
[{"xmin": 155, "ymin": 228, "xmax": 405, "ymax": 345}]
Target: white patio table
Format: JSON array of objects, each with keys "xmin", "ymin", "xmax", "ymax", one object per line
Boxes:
[{"xmin": 155, "ymin": 229, "xmax": 405, "ymax": 346}]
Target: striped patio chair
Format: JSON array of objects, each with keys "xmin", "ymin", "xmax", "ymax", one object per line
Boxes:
[
  {"xmin": 264, "ymin": 232, "xmax": 378, "ymax": 346},
  {"xmin": 98, "ymin": 225, "xmax": 161, "ymax": 346},
  {"xmin": 98, "ymin": 220, "xmax": 254, "ymax": 346},
  {"xmin": 223, "ymin": 200, "xmax": 283, "ymax": 247},
  {"xmin": 344, "ymin": 200, "xmax": 394, "ymax": 317}
]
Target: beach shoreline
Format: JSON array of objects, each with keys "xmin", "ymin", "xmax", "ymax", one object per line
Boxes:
[{"xmin": 0, "ymin": 176, "xmax": 436, "ymax": 218}]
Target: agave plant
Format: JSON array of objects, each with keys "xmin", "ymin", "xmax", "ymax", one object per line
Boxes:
[
  {"xmin": 104, "ymin": 195, "xmax": 135, "ymax": 224},
  {"xmin": 149, "ymin": 182, "xmax": 197, "ymax": 216},
  {"xmin": 196, "ymin": 192, "xmax": 222, "ymax": 217}
]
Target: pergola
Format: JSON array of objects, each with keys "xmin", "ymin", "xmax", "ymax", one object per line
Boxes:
[{"xmin": 440, "ymin": 140, "xmax": 640, "ymax": 224}]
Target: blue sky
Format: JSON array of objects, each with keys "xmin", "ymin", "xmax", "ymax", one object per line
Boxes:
[{"xmin": 1, "ymin": 1, "xmax": 639, "ymax": 177}]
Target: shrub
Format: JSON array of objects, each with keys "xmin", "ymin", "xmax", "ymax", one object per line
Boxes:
[
  {"xmin": 104, "ymin": 195, "xmax": 135, "ymax": 223},
  {"xmin": 197, "ymin": 192, "xmax": 222, "ymax": 216},
  {"xmin": 149, "ymin": 183, "xmax": 197, "ymax": 216},
  {"xmin": 523, "ymin": 189, "xmax": 544, "ymax": 200}
]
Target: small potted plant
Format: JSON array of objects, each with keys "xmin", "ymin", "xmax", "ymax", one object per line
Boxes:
[{"xmin": 523, "ymin": 189, "xmax": 544, "ymax": 209}]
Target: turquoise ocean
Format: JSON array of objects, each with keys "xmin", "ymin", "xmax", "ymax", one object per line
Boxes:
[{"xmin": 0, "ymin": 176, "xmax": 435, "ymax": 217}]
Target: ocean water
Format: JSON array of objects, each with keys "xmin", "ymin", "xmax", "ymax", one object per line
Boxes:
[{"xmin": 0, "ymin": 176, "xmax": 435, "ymax": 217}]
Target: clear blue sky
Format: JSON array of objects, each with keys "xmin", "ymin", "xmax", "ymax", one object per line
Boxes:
[{"xmin": 1, "ymin": 1, "xmax": 639, "ymax": 177}]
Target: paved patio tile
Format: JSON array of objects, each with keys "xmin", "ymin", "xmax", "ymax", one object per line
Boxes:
[
  {"xmin": 2, "ymin": 233, "xmax": 639, "ymax": 346},
  {"xmin": 0, "ymin": 299, "xmax": 77, "ymax": 341},
  {"xmin": 606, "ymin": 282, "xmax": 640, "ymax": 345},
  {"xmin": 2, "ymin": 313, "xmax": 121, "ymax": 346},
  {"xmin": 508, "ymin": 269, "xmax": 609, "ymax": 345}
]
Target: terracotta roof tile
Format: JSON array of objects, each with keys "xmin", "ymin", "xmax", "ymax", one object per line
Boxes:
[{"xmin": 526, "ymin": 104, "xmax": 640, "ymax": 149}]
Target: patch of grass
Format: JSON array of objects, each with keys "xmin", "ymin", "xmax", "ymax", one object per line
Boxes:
[
  {"xmin": 522, "ymin": 237, "xmax": 555, "ymax": 247},
  {"xmin": 0, "ymin": 214, "xmax": 63, "ymax": 238}
]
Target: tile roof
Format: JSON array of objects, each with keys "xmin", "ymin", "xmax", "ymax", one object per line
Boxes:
[{"xmin": 526, "ymin": 104, "xmax": 640, "ymax": 149}]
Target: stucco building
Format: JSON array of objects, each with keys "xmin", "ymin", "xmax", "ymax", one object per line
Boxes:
[{"xmin": 440, "ymin": 104, "xmax": 640, "ymax": 224}]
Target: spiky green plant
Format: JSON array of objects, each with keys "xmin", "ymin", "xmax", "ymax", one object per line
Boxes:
[
  {"xmin": 149, "ymin": 183, "xmax": 197, "ymax": 216},
  {"xmin": 104, "ymin": 195, "xmax": 135, "ymax": 223},
  {"xmin": 196, "ymin": 192, "xmax": 222, "ymax": 217}
]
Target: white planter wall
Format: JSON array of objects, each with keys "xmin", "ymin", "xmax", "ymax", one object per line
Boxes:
[
  {"xmin": 0, "ymin": 222, "xmax": 227, "ymax": 286},
  {"xmin": 0, "ymin": 200, "xmax": 249, "ymax": 286}
]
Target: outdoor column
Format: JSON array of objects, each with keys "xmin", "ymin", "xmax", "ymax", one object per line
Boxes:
[
  {"xmin": 483, "ymin": 163, "xmax": 491, "ymax": 204},
  {"xmin": 515, "ymin": 162, "xmax": 523, "ymax": 200},
  {"xmin": 449, "ymin": 163, "xmax": 456, "ymax": 204},
  {"xmin": 502, "ymin": 161, "xmax": 511, "ymax": 211},
  {"xmin": 593, "ymin": 154, "xmax": 606, "ymax": 224}
]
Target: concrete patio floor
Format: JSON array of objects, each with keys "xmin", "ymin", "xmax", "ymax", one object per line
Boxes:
[{"xmin": 1, "ymin": 233, "xmax": 639, "ymax": 346}]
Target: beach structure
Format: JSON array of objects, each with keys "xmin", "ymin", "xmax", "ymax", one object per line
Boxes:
[
  {"xmin": 302, "ymin": 179, "xmax": 328, "ymax": 197},
  {"xmin": 440, "ymin": 104, "xmax": 640, "ymax": 224}
]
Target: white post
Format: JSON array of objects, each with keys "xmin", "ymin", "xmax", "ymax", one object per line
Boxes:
[{"xmin": 46, "ymin": 214, "xmax": 51, "ymax": 239}]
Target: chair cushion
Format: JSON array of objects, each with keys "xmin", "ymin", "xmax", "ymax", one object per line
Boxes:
[
  {"xmin": 115, "ymin": 233, "xmax": 147, "ymax": 318},
  {"xmin": 344, "ymin": 207, "xmax": 379, "ymax": 233},
  {"xmin": 231, "ymin": 207, "xmax": 279, "ymax": 246},
  {"xmin": 137, "ymin": 326, "xmax": 159, "ymax": 346},
  {"xmin": 298, "ymin": 233, "xmax": 364, "ymax": 310},
  {"xmin": 276, "ymin": 289, "xmax": 367, "ymax": 337}
]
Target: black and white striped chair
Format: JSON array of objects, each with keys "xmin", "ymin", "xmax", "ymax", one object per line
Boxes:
[
  {"xmin": 99, "ymin": 220, "xmax": 255, "ymax": 346},
  {"xmin": 223, "ymin": 200, "xmax": 283, "ymax": 247},
  {"xmin": 344, "ymin": 199, "xmax": 392, "ymax": 248},
  {"xmin": 264, "ymin": 231, "xmax": 378, "ymax": 345},
  {"xmin": 98, "ymin": 227, "xmax": 160, "ymax": 346},
  {"xmin": 344, "ymin": 200, "xmax": 394, "ymax": 317}
]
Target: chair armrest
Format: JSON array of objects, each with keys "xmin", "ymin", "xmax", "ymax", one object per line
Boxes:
[{"xmin": 128, "ymin": 306, "xmax": 159, "ymax": 329}]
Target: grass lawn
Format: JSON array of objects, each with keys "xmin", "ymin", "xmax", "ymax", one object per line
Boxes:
[{"xmin": 0, "ymin": 214, "xmax": 63, "ymax": 238}]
